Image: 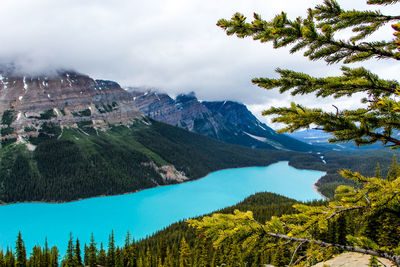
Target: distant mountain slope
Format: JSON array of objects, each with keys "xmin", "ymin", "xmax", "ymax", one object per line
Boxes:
[
  {"xmin": 128, "ymin": 89, "xmax": 316, "ymax": 152},
  {"xmin": 288, "ymin": 129, "xmax": 388, "ymax": 151},
  {"xmin": 202, "ymin": 100, "xmax": 316, "ymax": 151}
]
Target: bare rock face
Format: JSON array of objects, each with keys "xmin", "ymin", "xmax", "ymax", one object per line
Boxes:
[
  {"xmin": 127, "ymin": 88, "xmax": 316, "ymax": 152},
  {"xmin": 312, "ymin": 252, "xmax": 393, "ymax": 267},
  {"xmin": 0, "ymin": 70, "xmax": 142, "ymax": 140},
  {"xmin": 129, "ymin": 89, "xmax": 231, "ymax": 139}
]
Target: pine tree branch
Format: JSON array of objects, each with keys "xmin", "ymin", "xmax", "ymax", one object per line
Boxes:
[
  {"xmin": 267, "ymin": 233, "xmax": 400, "ymax": 266},
  {"xmin": 368, "ymin": 0, "xmax": 400, "ymax": 5},
  {"xmin": 262, "ymin": 102, "xmax": 400, "ymax": 148},
  {"xmin": 366, "ymin": 132, "xmax": 400, "ymax": 146},
  {"xmin": 289, "ymin": 241, "xmax": 306, "ymax": 266},
  {"xmin": 218, "ymin": 10, "xmax": 400, "ymax": 64},
  {"xmin": 325, "ymin": 39, "xmax": 399, "ymax": 62},
  {"xmin": 252, "ymin": 67, "xmax": 399, "ymax": 99},
  {"xmin": 326, "ymin": 206, "xmax": 365, "ymax": 220}
]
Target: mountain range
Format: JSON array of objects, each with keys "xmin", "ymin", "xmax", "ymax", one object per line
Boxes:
[
  {"xmin": 288, "ymin": 129, "xmax": 389, "ymax": 151},
  {"xmin": 128, "ymin": 88, "xmax": 315, "ymax": 152},
  {"xmin": 0, "ymin": 70, "xmax": 324, "ymax": 204}
]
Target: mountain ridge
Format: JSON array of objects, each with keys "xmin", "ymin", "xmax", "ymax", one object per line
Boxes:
[{"xmin": 128, "ymin": 88, "xmax": 316, "ymax": 152}]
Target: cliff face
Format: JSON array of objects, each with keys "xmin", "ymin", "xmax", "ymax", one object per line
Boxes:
[
  {"xmin": 129, "ymin": 90, "xmax": 230, "ymax": 139},
  {"xmin": 0, "ymin": 71, "xmax": 142, "ymax": 140},
  {"xmin": 128, "ymin": 89, "xmax": 316, "ymax": 152}
]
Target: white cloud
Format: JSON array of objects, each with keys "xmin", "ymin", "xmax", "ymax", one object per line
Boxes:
[{"xmin": 0, "ymin": 0, "xmax": 398, "ymax": 128}]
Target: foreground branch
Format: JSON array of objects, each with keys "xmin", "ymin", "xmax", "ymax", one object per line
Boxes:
[
  {"xmin": 367, "ymin": 131, "xmax": 400, "ymax": 146},
  {"xmin": 326, "ymin": 206, "xmax": 365, "ymax": 220}
]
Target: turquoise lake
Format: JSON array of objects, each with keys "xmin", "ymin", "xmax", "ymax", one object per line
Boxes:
[{"xmin": 0, "ymin": 161, "xmax": 325, "ymax": 254}]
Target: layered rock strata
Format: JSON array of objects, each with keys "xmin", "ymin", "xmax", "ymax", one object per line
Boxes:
[{"xmin": 0, "ymin": 71, "xmax": 142, "ymax": 139}]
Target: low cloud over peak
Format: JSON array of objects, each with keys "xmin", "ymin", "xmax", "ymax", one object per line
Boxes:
[{"xmin": 1, "ymin": 0, "xmax": 398, "ymax": 127}]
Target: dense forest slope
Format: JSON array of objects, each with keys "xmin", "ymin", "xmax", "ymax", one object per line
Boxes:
[
  {"xmin": 0, "ymin": 118, "xmax": 323, "ymax": 204},
  {"xmin": 134, "ymin": 192, "xmax": 307, "ymax": 266}
]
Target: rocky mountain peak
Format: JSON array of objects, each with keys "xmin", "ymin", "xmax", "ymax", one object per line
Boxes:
[
  {"xmin": 128, "ymin": 89, "xmax": 315, "ymax": 152},
  {"xmin": 176, "ymin": 92, "xmax": 197, "ymax": 103},
  {"xmin": 0, "ymin": 71, "xmax": 142, "ymax": 142},
  {"xmin": 202, "ymin": 101, "xmax": 259, "ymax": 128}
]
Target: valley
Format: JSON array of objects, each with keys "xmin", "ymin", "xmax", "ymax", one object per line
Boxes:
[
  {"xmin": 1, "ymin": 0, "xmax": 400, "ymax": 265},
  {"xmin": 0, "ymin": 69, "xmax": 327, "ymax": 204},
  {"xmin": 0, "ymin": 70, "xmax": 396, "ymax": 204},
  {"xmin": 0, "ymin": 69, "xmax": 398, "ymax": 266}
]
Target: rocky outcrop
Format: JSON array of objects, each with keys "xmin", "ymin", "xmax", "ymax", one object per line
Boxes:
[
  {"xmin": 312, "ymin": 252, "xmax": 393, "ymax": 267},
  {"xmin": 129, "ymin": 90, "xmax": 231, "ymax": 139},
  {"xmin": 143, "ymin": 161, "xmax": 188, "ymax": 183}
]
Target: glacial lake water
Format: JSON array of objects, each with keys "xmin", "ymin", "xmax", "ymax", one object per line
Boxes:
[{"xmin": 0, "ymin": 161, "xmax": 325, "ymax": 255}]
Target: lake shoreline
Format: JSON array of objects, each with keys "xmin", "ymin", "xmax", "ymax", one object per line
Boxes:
[
  {"xmin": 0, "ymin": 161, "xmax": 325, "ymax": 255},
  {"xmin": 0, "ymin": 160, "xmax": 326, "ymax": 206}
]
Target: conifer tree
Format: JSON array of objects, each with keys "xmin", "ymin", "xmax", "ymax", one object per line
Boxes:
[
  {"xmin": 63, "ymin": 233, "xmax": 75, "ymax": 267},
  {"xmin": 164, "ymin": 247, "xmax": 173, "ymax": 267},
  {"xmin": 115, "ymin": 248, "xmax": 123, "ymax": 267},
  {"xmin": 387, "ymin": 155, "xmax": 400, "ymax": 181},
  {"xmin": 157, "ymin": 257, "xmax": 163, "ymax": 267},
  {"xmin": 123, "ymin": 232, "xmax": 136, "ymax": 267},
  {"xmin": 179, "ymin": 237, "xmax": 191, "ymax": 267},
  {"xmin": 143, "ymin": 247, "xmax": 151, "ymax": 267},
  {"xmin": 5, "ymin": 248, "xmax": 15, "ymax": 267},
  {"xmin": 190, "ymin": 2, "xmax": 400, "ymax": 265},
  {"xmin": 196, "ymin": 237, "xmax": 209, "ymax": 267},
  {"xmin": 0, "ymin": 250, "xmax": 4, "ymax": 267},
  {"xmin": 171, "ymin": 243, "xmax": 178, "ymax": 267},
  {"xmin": 122, "ymin": 231, "xmax": 136, "ymax": 267},
  {"xmin": 49, "ymin": 247, "xmax": 59, "ymax": 267},
  {"xmin": 74, "ymin": 239, "xmax": 83, "ymax": 267},
  {"xmin": 88, "ymin": 233, "xmax": 97, "ymax": 267},
  {"xmin": 15, "ymin": 232, "xmax": 27, "ymax": 267},
  {"xmin": 137, "ymin": 256, "xmax": 144, "ymax": 267},
  {"xmin": 43, "ymin": 238, "xmax": 50, "ymax": 267},
  {"xmin": 97, "ymin": 243, "xmax": 106, "ymax": 267},
  {"xmin": 124, "ymin": 231, "xmax": 131, "ymax": 249},
  {"xmin": 106, "ymin": 231, "xmax": 116, "ymax": 267},
  {"xmin": 374, "ymin": 163, "xmax": 382, "ymax": 178},
  {"xmin": 83, "ymin": 244, "xmax": 89, "ymax": 266},
  {"xmin": 29, "ymin": 245, "xmax": 42, "ymax": 267}
]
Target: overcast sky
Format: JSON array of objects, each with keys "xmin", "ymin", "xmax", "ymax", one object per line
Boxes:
[{"xmin": 0, "ymin": 0, "xmax": 399, "ymax": 127}]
